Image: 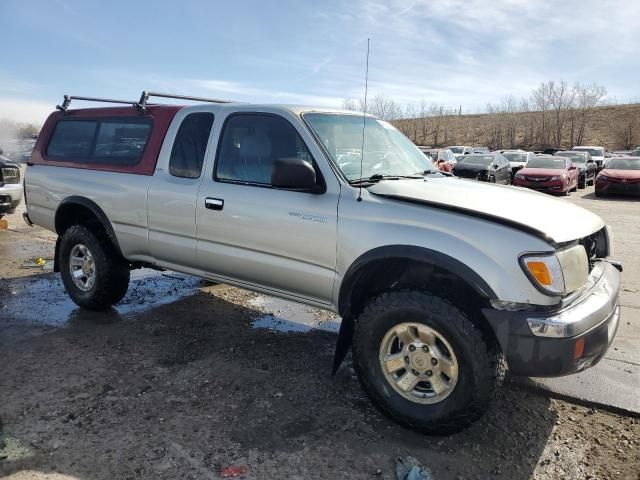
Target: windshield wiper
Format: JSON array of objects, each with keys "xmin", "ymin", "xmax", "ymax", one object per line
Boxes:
[{"xmin": 349, "ymin": 173, "xmax": 424, "ymax": 185}]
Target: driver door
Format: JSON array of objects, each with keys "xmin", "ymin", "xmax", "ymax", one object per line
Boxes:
[{"xmin": 195, "ymin": 112, "xmax": 340, "ymax": 305}]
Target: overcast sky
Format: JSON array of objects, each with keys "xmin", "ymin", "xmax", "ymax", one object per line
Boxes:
[{"xmin": 1, "ymin": 0, "xmax": 639, "ymax": 124}]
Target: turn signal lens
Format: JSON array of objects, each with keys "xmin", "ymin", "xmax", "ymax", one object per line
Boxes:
[
  {"xmin": 526, "ymin": 261, "xmax": 552, "ymax": 285},
  {"xmin": 521, "ymin": 254, "xmax": 565, "ymax": 295}
]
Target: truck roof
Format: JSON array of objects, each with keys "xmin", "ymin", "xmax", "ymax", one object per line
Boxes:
[{"xmin": 59, "ymin": 103, "xmax": 365, "ymax": 117}]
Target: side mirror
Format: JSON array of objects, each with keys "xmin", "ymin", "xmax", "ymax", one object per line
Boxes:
[
  {"xmin": 569, "ymin": 163, "xmax": 577, "ymax": 170},
  {"xmin": 492, "ymin": 163, "xmax": 499, "ymax": 169},
  {"xmin": 271, "ymin": 157, "xmax": 321, "ymax": 192}
]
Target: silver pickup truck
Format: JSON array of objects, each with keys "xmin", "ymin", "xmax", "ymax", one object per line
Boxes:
[{"xmin": 24, "ymin": 92, "xmax": 622, "ymax": 434}]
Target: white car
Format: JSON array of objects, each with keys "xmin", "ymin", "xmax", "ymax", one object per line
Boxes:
[
  {"xmin": 446, "ymin": 145, "xmax": 474, "ymax": 160},
  {"xmin": 501, "ymin": 150, "xmax": 535, "ymax": 179}
]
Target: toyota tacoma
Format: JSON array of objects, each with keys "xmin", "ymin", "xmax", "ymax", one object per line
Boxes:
[{"xmin": 23, "ymin": 91, "xmax": 622, "ymax": 434}]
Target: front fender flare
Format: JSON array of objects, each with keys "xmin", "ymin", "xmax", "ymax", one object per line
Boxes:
[{"xmin": 332, "ymin": 245, "xmax": 497, "ymax": 374}]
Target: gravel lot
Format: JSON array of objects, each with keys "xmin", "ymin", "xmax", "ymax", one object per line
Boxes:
[{"xmin": 1, "ymin": 185, "xmax": 639, "ymax": 480}]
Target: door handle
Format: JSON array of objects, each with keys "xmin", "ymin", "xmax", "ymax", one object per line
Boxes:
[{"xmin": 205, "ymin": 198, "xmax": 224, "ymax": 211}]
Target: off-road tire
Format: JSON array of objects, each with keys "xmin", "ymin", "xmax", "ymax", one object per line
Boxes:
[
  {"xmin": 59, "ymin": 225, "xmax": 130, "ymax": 310},
  {"xmin": 352, "ymin": 291, "xmax": 505, "ymax": 435}
]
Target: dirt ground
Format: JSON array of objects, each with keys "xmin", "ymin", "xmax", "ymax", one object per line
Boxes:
[{"xmin": 1, "ymin": 189, "xmax": 639, "ymax": 480}]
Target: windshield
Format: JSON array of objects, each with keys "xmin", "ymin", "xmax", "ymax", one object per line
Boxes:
[
  {"xmin": 574, "ymin": 148, "xmax": 603, "ymax": 157},
  {"xmin": 503, "ymin": 153, "xmax": 528, "ymax": 162},
  {"xmin": 606, "ymin": 159, "xmax": 640, "ymax": 170},
  {"xmin": 304, "ymin": 113, "xmax": 431, "ymax": 180},
  {"xmin": 556, "ymin": 152, "xmax": 586, "ymax": 163},
  {"xmin": 526, "ymin": 157, "xmax": 567, "ymax": 169},
  {"xmin": 449, "ymin": 147, "xmax": 464, "ymax": 154},
  {"xmin": 458, "ymin": 155, "xmax": 494, "ymax": 166}
]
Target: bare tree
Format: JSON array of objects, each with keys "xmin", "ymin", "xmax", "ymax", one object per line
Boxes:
[{"xmin": 341, "ymin": 98, "xmax": 360, "ymax": 112}]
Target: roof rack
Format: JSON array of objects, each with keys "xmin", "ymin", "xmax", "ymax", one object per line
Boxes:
[{"xmin": 56, "ymin": 90, "xmax": 232, "ymax": 113}]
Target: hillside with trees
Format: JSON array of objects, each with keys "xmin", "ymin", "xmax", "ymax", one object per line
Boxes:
[{"xmin": 344, "ymin": 81, "xmax": 640, "ymax": 151}]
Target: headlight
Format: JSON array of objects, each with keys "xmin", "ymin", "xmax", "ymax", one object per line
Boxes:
[
  {"xmin": 515, "ymin": 173, "xmax": 525, "ymax": 179},
  {"xmin": 550, "ymin": 175, "xmax": 565, "ymax": 181},
  {"xmin": 520, "ymin": 245, "xmax": 589, "ymax": 295},
  {"xmin": 1, "ymin": 167, "xmax": 20, "ymax": 184},
  {"xmin": 598, "ymin": 174, "xmax": 610, "ymax": 181}
]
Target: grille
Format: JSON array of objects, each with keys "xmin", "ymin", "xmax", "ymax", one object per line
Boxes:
[
  {"xmin": 579, "ymin": 227, "xmax": 609, "ymax": 272},
  {"xmin": 525, "ymin": 175, "xmax": 551, "ymax": 182}
]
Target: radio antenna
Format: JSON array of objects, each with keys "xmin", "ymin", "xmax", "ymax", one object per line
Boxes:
[{"xmin": 357, "ymin": 38, "xmax": 370, "ymax": 202}]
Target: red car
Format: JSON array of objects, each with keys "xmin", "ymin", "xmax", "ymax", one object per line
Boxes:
[
  {"xmin": 595, "ymin": 156, "xmax": 640, "ymax": 197},
  {"xmin": 513, "ymin": 155, "xmax": 579, "ymax": 195}
]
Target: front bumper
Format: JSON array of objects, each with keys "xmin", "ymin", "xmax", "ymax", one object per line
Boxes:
[
  {"xmin": 596, "ymin": 179, "xmax": 640, "ymax": 196},
  {"xmin": 483, "ymin": 261, "xmax": 621, "ymax": 377},
  {"xmin": 514, "ymin": 179, "xmax": 567, "ymax": 193},
  {"xmin": 0, "ymin": 183, "xmax": 23, "ymax": 213}
]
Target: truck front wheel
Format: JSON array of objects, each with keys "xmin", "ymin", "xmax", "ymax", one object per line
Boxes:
[
  {"xmin": 352, "ymin": 291, "xmax": 504, "ymax": 434},
  {"xmin": 59, "ymin": 225, "xmax": 130, "ymax": 310}
]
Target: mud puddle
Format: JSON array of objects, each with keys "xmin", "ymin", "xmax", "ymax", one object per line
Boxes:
[
  {"xmin": 0, "ymin": 269, "xmax": 204, "ymax": 330},
  {"xmin": 249, "ymin": 295, "xmax": 340, "ymax": 333}
]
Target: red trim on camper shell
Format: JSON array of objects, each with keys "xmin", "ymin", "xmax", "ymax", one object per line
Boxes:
[{"xmin": 30, "ymin": 105, "xmax": 183, "ymax": 175}]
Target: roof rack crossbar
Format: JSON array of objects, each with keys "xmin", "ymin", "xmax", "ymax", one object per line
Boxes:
[
  {"xmin": 137, "ymin": 91, "xmax": 232, "ymax": 110},
  {"xmin": 56, "ymin": 95, "xmax": 139, "ymax": 112},
  {"xmin": 56, "ymin": 90, "xmax": 233, "ymax": 113}
]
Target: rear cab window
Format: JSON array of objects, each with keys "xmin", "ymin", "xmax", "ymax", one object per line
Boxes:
[{"xmin": 46, "ymin": 117, "xmax": 152, "ymax": 165}]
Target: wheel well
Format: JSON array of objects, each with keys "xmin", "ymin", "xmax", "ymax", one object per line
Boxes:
[
  {"xmin": 54, "ymin": 200, "xmax": 124, "ymax": 270},
  {"xmin": 340, "ymin": 258, "xmax": 497, "ymax": 341},
  {"xmin": 55, "ymin": 203, "xmax": 107, "ymax": 238}
]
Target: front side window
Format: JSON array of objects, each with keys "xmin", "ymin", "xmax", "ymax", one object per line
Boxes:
[
  {"xmin": 46, "ymin": 117, "xmax": 152, "ymax": 165},
  {"xmin": 216, "ymin": 114, "xmax": 313, "ymax": 185},
  {"xmin": 304, "ymin": 113, "xmax": 430, "ymax": 180},
  {"xmin": 169, "ymin": 112, "xmax": 215, "ymax": 178}
]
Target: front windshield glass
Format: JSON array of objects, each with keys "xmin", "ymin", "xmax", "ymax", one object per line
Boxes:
[
  {"xmin": 607, "ymin": 159, "xmax": 640, "ymax": 170},
  {"xmin": 574, "ymin": 148, "xmax": 603, "ymax": 157},
  {"xmin": 458, "ymin": 155, "xmax": 494, "ymax": 166},
  {"xmin": 503, "ymin": 153, "xmax": 528, "ymax": 162},
  {"xmin": 304, "ymin": 113, "xmax": 430, "ymax": 180},
  {"xmin": 526, "ymin": 157, "xmax": 567, "ymax": 169},
  {"xmin": 556, "ymin": 152, "xmax": 586, "ymax": 163},
  {"xmin": 449, "ymin": 147, "xmax": 463, "ymax": 154}
]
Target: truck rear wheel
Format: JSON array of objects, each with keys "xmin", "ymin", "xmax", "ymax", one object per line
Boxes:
[
  {"xmin": 352, "ymin": 291, "xmax": 504, "ymax": 435},
  {"xmin": 59, "ymin": 225, "xmax": 130, "ymax": 310}
]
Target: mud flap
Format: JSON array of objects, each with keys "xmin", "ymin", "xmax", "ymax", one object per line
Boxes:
[
  {"xmin": 332, "ymin": 316, "xmax": 354, "ymax": 375},
  {"xmin": 53, "ymin": 236, "xmax": 61, "ymax": 272}
]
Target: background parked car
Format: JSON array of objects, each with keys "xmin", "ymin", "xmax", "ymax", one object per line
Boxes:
[
  {"xmin": 572, "ymin": 145, "xmax": 606, "ymax": 171},
  {"xmin": 446, "ymin": 145, "xmax": 474, "ymax": 160},
  {"xmin": 0, "ymin": 148, "xmax": 23, "ymax": 218},
  {"xmin": 452, "ymin": 153, "xmax": 511, "ymax": 184},
  {"xmin": 425, "ymin": 148, "xmax": 456, "ymax": 172},
  {"xmin": 513, "ymin": 155, "xmax": 578, "ymax": 195},
  {"xmin": 502, "ymin": 150, "xmax": 535, "ymax": 181},
  {"xmin": 595, "ymin": 156, "xmax": 640, "ymax": 197},
  {"xmin": 473, "ymin": 147, "xmax": 490, "ymax": 154},
  {"xmin": 555, "ymin": 151, "xmax": 596, "ymax": 188}
]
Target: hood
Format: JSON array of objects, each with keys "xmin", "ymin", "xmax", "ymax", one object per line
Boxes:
[
  {"xmin": 453, "ymin": 163, "xmax": 490, "ymax": 173},
  {"xmin": 0, "ymin": 154, "xmax": 19, "ymax": 168},
  {"xmin": 368, "ymin": 178, "xmax": 604, "ymax": 244},
  {"xmin": 517, "ymin": 167, "xmax": 566, "ymax": 176},
  {"xmin": 599, "ymin": 169, "xmax": 640, "ymax": 180}
]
